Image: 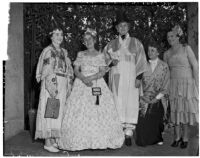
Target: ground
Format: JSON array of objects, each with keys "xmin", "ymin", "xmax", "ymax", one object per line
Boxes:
[{"xmin": 4, "ymin": 125, "xmax": 199, "ymax": 156}]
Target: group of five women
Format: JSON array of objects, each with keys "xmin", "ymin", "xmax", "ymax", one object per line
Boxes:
[{"xmin": 34, "ymin": 13, "xmax": 198, "ymax": 153}]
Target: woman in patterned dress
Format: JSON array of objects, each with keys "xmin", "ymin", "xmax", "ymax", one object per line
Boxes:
[
  {"xmin": 135, "ymin": 38, "xmax": 170, "ymax": 146},
  {"xmin": 35, "ymin": 27, "xmax": 74, "ymax": 152},
  {"xmin": 164, "ymin": 24, "xmax": 198, "ymax": 149},
  {"xmin": 57, "ymin": 28, "xmax": 124, "ymax": 151}
]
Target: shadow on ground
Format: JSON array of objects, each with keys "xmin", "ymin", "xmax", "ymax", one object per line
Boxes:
[{"xmin": 4, "ymin": 125, "xmax": 199, "ymax": 156}]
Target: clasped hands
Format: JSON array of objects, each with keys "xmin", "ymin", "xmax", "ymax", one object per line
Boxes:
[
  {"xmin": 140, "ymin": 96, "xmax": 159, "ymax": 105},
  {"xmin": 81, "ymin": 76, "xmax": 94, "ymax": 87},
  {"xmin": 139, "ymin": 96, "xmax": 159, "ymax": 116}
]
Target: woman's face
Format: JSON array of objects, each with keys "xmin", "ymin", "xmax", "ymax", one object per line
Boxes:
[
  {"xmin": 167, "ymin": 31, "xmax": 179, "ymax": 46},
  {"xmin": 84, "ymin": 34, "xmax": 95, "ymax": 49},
  {"xmin": 148, "ymin": 46, "xmax": 159, "ymax": 60},
  {"xmin": 51, "ymin": 29, "xmax": 63, "ymax": 45},
  {"xmin": 116, "ymin": 22, "xmax": 129, "ymax": 36}
]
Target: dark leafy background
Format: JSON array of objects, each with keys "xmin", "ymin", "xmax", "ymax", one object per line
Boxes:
[
  {"xmin": 24, "ymin": 3, "xmax": 187, "ymax": 61},
  {"xmin": 24, "ymin": 2, "xmax": 188, "ymax": 113}
]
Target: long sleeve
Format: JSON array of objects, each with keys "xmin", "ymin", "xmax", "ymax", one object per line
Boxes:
[
  {"xmin": 159, "ymin": 62, "xmax": 170, "ymax": 116},
  {"xmin": 36, "ymin": 47, "xmax": 53, "ymax": 82},
  {"xmin": 102, "ymin": 44, "xmax": 112, "ymax": 65},
  {"xmin": 41, "ymin": 50, "xmax": 59, "ymax": 98},
  {"xmin": 41, "ymin": 50, "xmax": 55, "ymax": 81},
  {"xmin": 135, "ymin": 39, "xmax": 148, "ymax": 77},
  {"xmin": 159, "ymin": 64, "xmax": 170, "ymax": 96},
  {"xmin": 186, "ymin": 45, "xmax": 199, "ymax": 90}
]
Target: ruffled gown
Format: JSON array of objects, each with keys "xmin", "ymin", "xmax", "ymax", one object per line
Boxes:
[
  {"xmin": 57, "ymin": 52, "xmax": 124, "ymax": 151},
  {"xmin": 164, "ymin": 45, "xmax": 198, "ymax": 125}
]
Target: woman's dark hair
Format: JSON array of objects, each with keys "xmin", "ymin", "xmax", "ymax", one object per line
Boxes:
[
  {"xmin": 49, "ymin": 27, "xmax": 63, "ymax": 38},
  {"xmin": 145, "ymin": 37, "xmax": 164, "ymax": 60},
  {"xmin": 147, "ymin": 37, "xmax": 162, "ymax": 53}
]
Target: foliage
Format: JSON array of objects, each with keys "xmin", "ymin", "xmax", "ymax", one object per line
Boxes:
[{"xmin": 24, "ymin": 2, "xmax": 187, "ymax": 61}]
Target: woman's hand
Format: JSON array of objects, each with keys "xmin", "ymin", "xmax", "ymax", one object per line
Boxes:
[
  {"xmin": 140, "ymin": 96, "xmax": 151, "ymax": 104},
  {"xmin": 139, "ymin": 103, "xmax": 148, "ymax": 117},
  {"xmin": 149, "ymin": 98, "xmax": 159, "ymax": 104},
  {"xmin": 135, "ymin": 79, "xmax": 141, "ymax": 88},
  {"xmin": 105, "ymin": 66, "xmax": 111, "ymax": 72},
  {"xmin": 82, "ymin": 76, "xmax": 93, "ymax": 87}
]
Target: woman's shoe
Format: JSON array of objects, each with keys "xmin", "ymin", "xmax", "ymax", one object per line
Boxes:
[
  {"xmin": 171, "ymin": 138, "xmax": 183, "ymax": 147},
  {"xmin": 125, "ymin": 137, "xmax": 132, "ymax": 146},
  {"xmin": 52, "ymin": 143, "xmax": 58, "ymax": 148},
  {"xmin": 180, "ymin": 141, "xmax": 188, "ymax": 149},
  {"xmin": 44, "ymin": 145, "xmax": 60, "ymax": 152}
]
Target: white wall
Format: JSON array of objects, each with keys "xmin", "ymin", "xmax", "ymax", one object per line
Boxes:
[{"xmin": 4, "ymin": 3, "xmax": 24, "ymax": 140}]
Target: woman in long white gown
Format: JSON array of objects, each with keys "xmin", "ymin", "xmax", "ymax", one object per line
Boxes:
[
  {"xmin": 35, "ymin": 28, "xmax": 73, "ymax": 152},
  {"xmin": 57, "ymin": 28, "xmax": 124, "ymax": 151}
]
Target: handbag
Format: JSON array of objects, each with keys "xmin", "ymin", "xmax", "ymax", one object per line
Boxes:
[{"xmin": 44, "ymin": 97, "xmax": 60, "ymax": 119}]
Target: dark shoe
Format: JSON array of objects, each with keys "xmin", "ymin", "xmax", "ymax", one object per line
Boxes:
[
  {"xmin": 171, "ymin": 138, "xmax": 183, "ymax": 147},
  {"xmin": 125, "ymin": 137, "xmax": 132, "ymax": 146},
  {"xmin": 180, "ymin": 141, "xmax": 188, "ymax": 149}
]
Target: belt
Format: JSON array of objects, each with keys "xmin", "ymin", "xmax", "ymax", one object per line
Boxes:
[{"xmin": 56, "ymin": 73, "xmax": 68, "ymax": 78}]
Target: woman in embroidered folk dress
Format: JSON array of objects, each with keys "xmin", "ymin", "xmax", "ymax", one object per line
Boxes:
[
  {"xmin": 136, "ymin": 38, "xmax": 170, "ymax": 146},
  {"xmin": 57, "ymin": 28, "xmax": 124, "ymax": 151},
  {"xmin": 35, "ymin": 28, "xmax": 74, "ymax": 152},
  {"xmin": 164, "ymin": 25, "xmax": 199, "ymax": 149}
]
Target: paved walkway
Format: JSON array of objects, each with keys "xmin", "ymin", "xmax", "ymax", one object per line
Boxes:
[{"xmin": 4, "ymin": 126, "xmax": 199, "ymax": 156}]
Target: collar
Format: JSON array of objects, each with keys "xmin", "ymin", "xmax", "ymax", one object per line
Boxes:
[
  {"xmin": 119, "ymin": 33, "xmax": 130, "ymax": 44},
  {"xmin": 149, "ymin": 58, "xmax": 158, "ymax": 64}
]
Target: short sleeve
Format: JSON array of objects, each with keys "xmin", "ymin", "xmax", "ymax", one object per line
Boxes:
[{"xmin": 73, "ymin": 51, "xmax": 84, "ymax": 66}]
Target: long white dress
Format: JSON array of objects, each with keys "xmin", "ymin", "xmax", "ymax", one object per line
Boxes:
[
  {"xmin": 109, "ymin": 36, "xmax": 139, "ymax": 129},
  {"xmin": 35, "ymin": 45, "xmax": 73, "ymax": 139},
  {"xmin": 57, "ymin": 51, "xmax": 124, "ymax": 151}
]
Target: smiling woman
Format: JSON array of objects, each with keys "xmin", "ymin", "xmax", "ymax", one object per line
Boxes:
[
  {"xmin": 57, "ymin": 28, "xmax": 125, "ymax": 151},
  {"xmin": 34, "ymin": 27, "xmax": 74, "ymax": 152},
  {"xmin": 164, "ymin": 24, "xmax": 199, "ymax": 149}
]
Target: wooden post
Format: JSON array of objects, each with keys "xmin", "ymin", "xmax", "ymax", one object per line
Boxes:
[{"xmin": 187, "ymin": 3, "xmax": 198, "ymax": 59}]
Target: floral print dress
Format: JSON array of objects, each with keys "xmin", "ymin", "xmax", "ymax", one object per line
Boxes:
[{"xmin": 57, "ymin": 51, "xmax": 124, "ymax": 151}]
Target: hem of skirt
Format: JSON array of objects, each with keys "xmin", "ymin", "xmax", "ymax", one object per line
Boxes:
[
  {"xmin": 58, "ymin": 135, "xmax": 125, "ymax": 151},
  {"xmin": 58, "ymin": 144, "xmax": 123, "ymax": 151},
  {"xmin": 170, "ymin": 112, "xmax": 199, "ymax": 126},
  {"xmin": 35, "ymin": 130, "xmax": 60, "ymax": 139},
  {"xmin": 169, "ymin": 78, "xmax": 198, "ymax": 99}
]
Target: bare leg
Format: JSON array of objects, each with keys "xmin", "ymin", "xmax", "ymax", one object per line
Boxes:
[
  {"xmin": 174, "ymin": 124, "xmax": 181, "ymax": 140},
  {"xmin": 50, "ymin": 138, "xmax": 55, "ymax": 144},
  {"xmin": 182, "ymin": 124, "xmax": 189, "ymax": 142}
]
